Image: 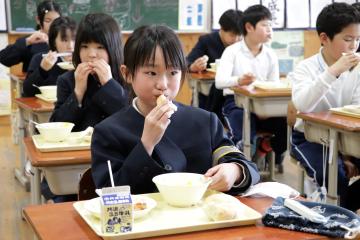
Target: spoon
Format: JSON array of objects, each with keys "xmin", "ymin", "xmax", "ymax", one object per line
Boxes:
[
  {"xmin": 32, "ymin": 84, "xmax": 40, "ymax": 89},
  {"xmin": 29, "ymin": 120, "xmax": 40, "ymax": 126}
]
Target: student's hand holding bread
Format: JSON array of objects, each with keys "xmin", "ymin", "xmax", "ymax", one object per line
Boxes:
[
  {"xmin": 328, "ymin": 52, "xmax": 360, "ymax": 77},
  {"xmin": 189, "ymin": 55, "xmax": 209, "ymax": 72},
  {"xmin": 204, "ymin": 163, "xmax": 242, "ymax": 191},
  {"xmin": 237, "ymin": 73, "xmax": 255, "ymax": 86},
  {"xmin": 88, "ymin": 59, "xmax": 112, "ymax": 86},
  {"xmin": 40, "ymin": 50, "xmax": 58, "ymax": 71},
  {"xmin": 141, "ymin": 95, "xmax": 177, "ymax": 155},
  {"xmin": 26, "ymin": 31, "xmax": 49, "ymax": 46},
  {"xmin": 74, "ymin": 62, "xmax": 92, "ymax": 103}
]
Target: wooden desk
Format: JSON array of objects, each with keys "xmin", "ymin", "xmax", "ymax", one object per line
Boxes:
[
  {"xmin": 189, "ymin": 71, "xmax": 216, "ymax": 107},
  {"xmin": 297, "ymin": 111, "xmax": 360, "ymax": 205},
  {"xmin": 24, "ymin": 137, "xmax": 91, "ymax": 205},
  {"xmin": 13, "ymin": 97, "xmax": 54, "ymax": 192},
  {"xmin": 23, "ymin": 197, "xmax": 328, "ymax": 240},
  {"xmin": 232, "ymin": 86, "xmax": 291, "ymax": 159}
]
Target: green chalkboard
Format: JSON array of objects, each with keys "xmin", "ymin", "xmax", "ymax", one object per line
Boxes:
[{"xmin": 9, "ymin": 0, "xmax": 179, "ymax": 32}]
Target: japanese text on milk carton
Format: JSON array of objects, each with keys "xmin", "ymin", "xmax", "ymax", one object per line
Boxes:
[{"xmin": 101, "ymin": 185, "xmax": 133, "ymax": 234}]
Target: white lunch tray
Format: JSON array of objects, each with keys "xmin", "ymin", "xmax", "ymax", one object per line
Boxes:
[
  {"xmin": 73, "ymin": 192, "xmax": 262, "ymax": 240},
  {"xmin": 32, "ymin": 133, "xmax": 90, "ymax": 152}
]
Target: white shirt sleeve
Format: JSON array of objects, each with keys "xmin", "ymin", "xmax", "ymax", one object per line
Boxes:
[
  {"xmin": 290, "ymin": 60, "xmax": 337, "ymax": 113},
  {"xmin": 215, "ymin": 45, "xmax": 240, "ymax": 89}
]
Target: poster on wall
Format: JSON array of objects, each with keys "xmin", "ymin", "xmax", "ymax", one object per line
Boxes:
[
  {"xmin": 262, "ymin": 0, "xmax": 285, "ymax": 29},
  {"xmin": 237, "ymin": 0, "xmax": 260, "ymax": 11},
  {"xmin": 0, "ymin": 0, "xmax": 7, "ymax": 31},
  {"xmin": 179, "ymin": 0, "xmax": 208, "ymax": 31},
  {"xmin": 211, "ymin": 0, "xmax": 236, "ymax": 30},
  {"xmin": 271, "ymin": 31, "xmax": 304, "ymax": 74}
]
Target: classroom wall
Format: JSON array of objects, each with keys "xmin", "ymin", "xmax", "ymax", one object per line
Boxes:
[{"xmin": 5, "ymin": 31, "xmax": 321, "ymax": 106}]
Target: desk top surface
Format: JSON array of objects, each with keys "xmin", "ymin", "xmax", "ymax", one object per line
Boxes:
[
  {"xmin": 190, "ymin": 71, "xmax": 216, "ymax": 80},
  {"xmin": 24, "ymin": 137, "xmax": 91, "ymax": 167},
  {"xmin": 23, "ymin": 197, "xmax": 328, "ymax": 240},
  {"xmin": 232, "ymin": 86, "xmax": 292, "ymax": 98},
  {"xmin": 297, "ymin": 111, "xmax": 360, "ymax": 132},
  {"xmin": 15, "ymin": 97, "xmax": 54, "ymax": 112}
]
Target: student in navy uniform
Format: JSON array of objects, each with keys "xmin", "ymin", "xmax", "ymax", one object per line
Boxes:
[
  {"xmin": 187, "ymin": 9, "xmax": 243, "ymax": 121},
  {"xmin": 0, "ymin": 0, "xmax": 61, "ymax": 73},
  {"xmin": 44, "ymin": 13, "xmax": 128, "ymax": 203},
  {"xmin": 23, "ymin": 17, "xmax": 77, "ymax": 97},
  {"xmin": 91, "ymin": 25, "xmax": 260, "ymax": 194},
  {"xmin": 50, "ymin": 13, "xmax": 128, "ymax": 132}
]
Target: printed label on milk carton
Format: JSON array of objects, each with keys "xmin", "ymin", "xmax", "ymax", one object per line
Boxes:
[{"xmin": 101, "ymin": 185, "xmax": 133, "ymax": 234}]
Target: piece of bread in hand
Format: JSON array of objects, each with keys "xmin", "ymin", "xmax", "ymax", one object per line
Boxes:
[{"xmin": 156, "ymin": 94, "xmax": 177, "ymax": 111}]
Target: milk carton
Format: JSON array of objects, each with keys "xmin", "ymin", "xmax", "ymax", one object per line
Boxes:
[{"xmin": 100, "ymin": 185, "xmax": 133, "ymax": 234}]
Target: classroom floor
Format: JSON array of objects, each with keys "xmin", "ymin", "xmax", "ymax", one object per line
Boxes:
[{"xmin": 0, "ymin": 115, "xmax": 299, "ymax": 240}]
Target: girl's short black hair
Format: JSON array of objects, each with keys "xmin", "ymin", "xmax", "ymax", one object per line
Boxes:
[
  {"xmin": 317, "ymin": 2, "xmax": 360, "ymax": 40},
  {"xmin": 123, "ymin": 25, "xmax": 187, "ymax": 85},
  {"xmin": 37, "ymin": 0, "xmax": 61, "ymax": 29},
  {"xmin": 72, "ymin": 13, "xmax": 124, "ymax": 85},
  {"xmin": 48, "ymin": 17, "xmax": 76, "ymax": 51},
  {"xmin": 241, "ymin": 5, "xmax": 272, "ymax": 36}
]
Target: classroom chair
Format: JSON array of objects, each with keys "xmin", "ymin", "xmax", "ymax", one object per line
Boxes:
[
  {"xmin": 78, "ymin": 168, "xmax": 97, "ymax": 201},
  {"xmin": 253, "ymin": 131, "xmax": 276, "ymax": 181}
]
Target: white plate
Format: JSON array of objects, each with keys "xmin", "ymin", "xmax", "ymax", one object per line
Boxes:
[
  {"xmin": 35, "ymin": 94, "xmax": 57, "ymax": 103},
  {"xmin": 342, "ymin": 105, "xmax": 360, "ymax": 114},
  {"xmin": 57, "ymin": 62, "xmax": 75, "ymax": 70},
  {"xmin": 83, "ymin": 195, "xmax": 157, "ymax": 220}
]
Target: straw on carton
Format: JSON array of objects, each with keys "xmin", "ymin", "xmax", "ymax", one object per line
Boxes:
[{"xmin": 107, "ymin": 160, "xmax": 115, "ymax": 187}]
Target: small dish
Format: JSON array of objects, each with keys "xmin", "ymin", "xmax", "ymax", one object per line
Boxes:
[
  {"xmin": 57, "ymin": 62, "xmax": 75, "ymax": 70},
  {"xmin": 83, "ymin": 195, "xmax": 157, "ymax": 220}
]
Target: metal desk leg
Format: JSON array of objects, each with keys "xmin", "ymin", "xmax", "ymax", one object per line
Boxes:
[
  {"xmin": 242, "ymin": 97, "xmax": 251, "ymax": 159},
  {"xmin": 14, "ymin": 108, "xmax": 30, "ymax": 191},
  {"xmin": 327, "ymin": 129, "xmax": 339, "ymax": 205},
  {"xmin": 189, "ymin": 78, "xmax": 199, "ymax": 107},
  {"xmin": 31, "ymin": 166, "xmax": 41, "ymax": 205}
]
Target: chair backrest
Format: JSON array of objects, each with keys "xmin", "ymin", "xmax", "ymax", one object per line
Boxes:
[{"xmin": 78, "ymin": 168, "xmax": 97, "ymax": 201}]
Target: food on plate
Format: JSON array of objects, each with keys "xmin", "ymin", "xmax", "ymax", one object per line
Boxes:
[
  {"xmin": 134, "ymin": 201, "xmax": 147, "ymax": 211},
  {"xmin": 203, "ymin": 193, "xmax": 239, "ymax": 221},
  {"xmin": 57, "ymin": 61, "xmax": 75, "ymax": 70}
]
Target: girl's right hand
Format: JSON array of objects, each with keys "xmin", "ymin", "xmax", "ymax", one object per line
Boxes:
[
  {"xmin": 328, "ymin": 53, "xmax": 360, "ymax": 77},
  {"xmin": 74, "ymin": 62, "xmax": 92, "ymax": 103},
  {"xmin": 40, "ymin": 51, "xmax": 57, "ymax": 71},
  {"xmin": 26, "ymin": 31, "xmax": 48, "ymax": 46},
  {"xmin": 141, "ymin": 102, "xmax": 176, "ymax": 155}
]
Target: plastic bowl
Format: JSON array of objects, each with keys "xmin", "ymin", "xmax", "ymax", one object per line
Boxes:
[
  {"xmin": 39, "ymin": 86, "xmax": 57, "ymax": 99},
  {"xmin": 152, "ymin": 172, "xmax": 212, "ymax": 207},
  {"xmin": 35, "ymin": 122, "xmax": 74, "ymax": 142}
]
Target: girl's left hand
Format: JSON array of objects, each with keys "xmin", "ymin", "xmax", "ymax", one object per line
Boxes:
[
  {"xmin": 205, "ymin": 163, "xmax": 242, "ymax": 191},
  {"xmin": 89, "ymin": 59, "xmax": 112, "ymax": 85}
]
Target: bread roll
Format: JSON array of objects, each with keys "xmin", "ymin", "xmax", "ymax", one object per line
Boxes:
[
  {"xmin": 203, "ymin": 193, "xmax": 238, "ymax": 221},
  {"xmin": 156, "ymin": 94, "xmax": 167, "ymax": 106}
]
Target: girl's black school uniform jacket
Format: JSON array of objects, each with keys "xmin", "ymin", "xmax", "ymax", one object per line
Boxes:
[
  {"xmin": 50, "ymin": 71, "xmax": 128, "ymax": 132},
  {"xmin": 91, "ymin": 103, "xmax": 260, "ymax": 194},
  {"xmin": 0, "ymin": 36, "xmax": 48, "ymax": 72},
  {"xmin": 22, "ymin": 52, "xmax": 67, "ymax": 97}
]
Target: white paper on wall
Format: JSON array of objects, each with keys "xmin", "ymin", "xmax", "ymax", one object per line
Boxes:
[
  {"xmin": 262, "ymin": 0, "xmax": 285, "ymax": 29},
  {"xmin": 211, "ymin": 0, "xmax": 236, "ymax": 30},
  {"xmin": 237, "ymin": 0, "xmax": 260, "ymax": 11},
  {"xmin": 286, "ymin": 0, "xmax": 310, "ymax": 28},
  {"xmin": 179, "ymin": 0, "xmax": 208, "ymax": 31},
  {"xmin": 310, "ymin": 0, "xmax": 332, "ymax": 28}
]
